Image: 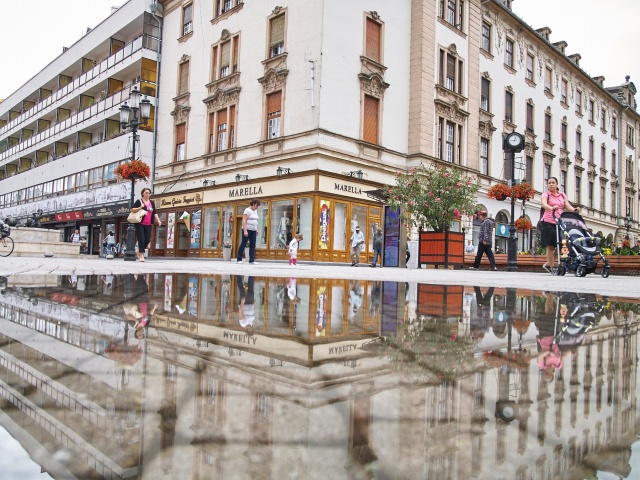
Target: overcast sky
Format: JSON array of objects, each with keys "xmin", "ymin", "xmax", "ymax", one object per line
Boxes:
[{"xmin": 0, "ymin": 0, "xmax": 639, "ymax": 99}]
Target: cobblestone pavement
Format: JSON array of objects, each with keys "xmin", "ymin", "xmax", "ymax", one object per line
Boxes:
[{"xmin": 0, "ymin": 256, "xmax": 636, "ymax": 297}]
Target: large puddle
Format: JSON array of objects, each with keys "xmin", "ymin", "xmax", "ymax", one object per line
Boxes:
[{"xmin": 0, "ymin": 273, "xmax": 638, "ymax": 479}]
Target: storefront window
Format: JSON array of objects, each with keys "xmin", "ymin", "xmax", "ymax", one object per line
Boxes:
[
  {"xmin": 190, "ymin": 210, "xmax": 201, "ymax": 248},
  {"xmin": 271, "ymin": 200, "xmax": 294, "ymax": 249},
  {"xmin": 203, "ymin": 207, "xmax": 221, "ymax": 249},
  {"xmin": 351, "ymin": 204, "xmax": 367, "ymax": 250},
  {"xmin": 167, "ymin": 212, "xmax": 176, "ymax": 249},
  {"xmin": 334, "ymin": 202, "xmax": 347, "ymax": 250},
  {"xmin": 222, "ymin": 206, "xmax": 234, "ymax": 247},
  {"xmin": 296, "ymin": 198, "xmax": 312, "ymax": 249},
  {"xmin": 256, "ymin": 203, "xmax": 269, "ymax": 250},
  {"xmin": 156, "ymin": 213, "xmax": 167, "ymax": 249}
]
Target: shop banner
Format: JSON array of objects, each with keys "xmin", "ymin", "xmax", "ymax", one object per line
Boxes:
[
  {"xmin": 82, "ymin": 201, "xmax": 130, "ymax": 219},
  {"xmin": 188, "ymin": 276, "xmax": 198, "ymax": 316},
  {"xmin": 318, "ymin": 200, "xmax": 331, "ymax": 250},
  {"xmin": 167, "ymin": 213, "xmax": 176, "ymax": 249},
  {"xmin": 190, "ymin": 210, "xmax": 201, "ymax": 248},
  {"xmin": 164, "ymin": 275, "xmax": 173, "ymax": 312},
  {"xmin": 316, "ymin": 286, "xmax": 327, "ymax": 336},
  {"xmin": 55, "ymin": 211, "xmax": 83, "ymax": 222},
  {"xmin": 157, "ymin": 192, "xmax": 204, "ymax": 210}
]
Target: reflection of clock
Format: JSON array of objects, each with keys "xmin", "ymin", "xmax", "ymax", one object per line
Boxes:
[
  {"xmin": 496, "ymin": 401, "xmax": 518, "ymax": 422},
  {"xmin": 504, "ymin": 132, "xmax": 525, "ymax": 151}
]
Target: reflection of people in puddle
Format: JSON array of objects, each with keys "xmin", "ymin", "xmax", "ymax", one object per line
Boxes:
[
  {"xmin": 348, "ymin": 280, "xmax": 363, "ymax": 322},
  {"xmin": 236, "ymin": 275, "xmax": 255, "ymax": 335},
  {"xmin": 124, "ymin": 302, "xmax": 157, "ymax": 339},
  {"xmin": 537, "ymin": 292, "xmax": 566, "ymax": 382},
  {"xmin": 472, "ymin": 286, "xmax": 494, "ymax": 341}
]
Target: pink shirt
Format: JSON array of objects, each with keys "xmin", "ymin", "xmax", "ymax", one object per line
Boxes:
[
  {"xmin": 142, "ymin": 200, "xmax": 154, "ymax": 225},
  {"xmin": 542, "ymin": 191, "xmax": 566, "ymax": 223}
]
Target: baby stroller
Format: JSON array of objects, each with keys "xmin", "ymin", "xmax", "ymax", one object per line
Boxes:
[{"xmin": 553, "ymin": 211, "xmax": 610, "ymax": 278}]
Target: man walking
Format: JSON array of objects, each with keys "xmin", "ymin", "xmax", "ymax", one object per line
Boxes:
[
  {"xmin": 350, "ymin": 225, "xmax": 365, "ymax": 266},
  {"xmin": 371, "ymin": 227, "xmax": 383, "ymax": 267},
  {"xmin": 470, "ymin": 211, "xmax": 497, "ymax": 271}
]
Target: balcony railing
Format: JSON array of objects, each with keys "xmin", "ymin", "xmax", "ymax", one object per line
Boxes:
[
  {"xmin": 0, "ymin": 34, "xmax": 158, "ymax": 137},
  {"xmin": 0, "ymin": 83, "xmax": 152, "ymax": 163}
]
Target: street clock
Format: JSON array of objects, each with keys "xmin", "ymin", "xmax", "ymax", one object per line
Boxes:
[{"xmin": 503, "ymin": 132, "xmax": 525, "ymax": 152}]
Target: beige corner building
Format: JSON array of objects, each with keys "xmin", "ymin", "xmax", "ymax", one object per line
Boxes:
[{"xmin": 152, "ymin": 0, "xmax": 637, "ymax": 262}]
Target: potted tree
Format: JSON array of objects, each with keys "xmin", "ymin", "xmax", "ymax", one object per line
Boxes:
[{"xmin": 388, "ymin": 164, "xmax": 479, "ymax": 268}]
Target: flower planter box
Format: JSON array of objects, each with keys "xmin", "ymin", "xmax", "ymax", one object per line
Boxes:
[
  {"xmin": 417, "ymin": 284, "xmax": 464, "ymax": 318},
  {"xmin": 222, "ymin": 247, "xmax": 232, "ymax": 261},
  {"xmin": 419, "ymin": 230, "xmax": 464, "ymax": 269}
]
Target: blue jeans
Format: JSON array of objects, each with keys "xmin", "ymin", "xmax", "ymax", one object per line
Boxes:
[
  {"xmin": 372, "ymin": 246, "xmax": 382, "ymax": 266},
  {"xmin": 237, "ymin": 230, "xmax": 257, "ymax": 262}
]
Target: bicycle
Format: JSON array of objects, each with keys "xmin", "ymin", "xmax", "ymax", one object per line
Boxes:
[{"xmin": 0, "ymin": 232, "xmax": 14, "ymax": 257}]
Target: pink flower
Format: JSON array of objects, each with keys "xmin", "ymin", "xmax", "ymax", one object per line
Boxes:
[
  {"xmin": 424, "ymin": 202, "xmax": 429, "ymax": 207},
  {"xmin": 444, "ymin": 172, "xmax": 450, "ymax": 177},
  {"xmin": 456, "ymin": 182, "xmax": 462, "ymax": 188},
  {"xmin": 435, "ymin": 197, "xmax": 440, "ymax": 202},
  {"xmin": 428, "ymin": 192, "xmax": 434, "ymax": 197},
  {"xmin": 438, "ymin": 372, "xmax": 445, "ymax": 379},
  {"xmin": 409, "ymin": 200, "xmax": 415, "ymax": 206},
  {"xmin": 454, "ymin": 208, "xmax": 461, "ymax": 219}
]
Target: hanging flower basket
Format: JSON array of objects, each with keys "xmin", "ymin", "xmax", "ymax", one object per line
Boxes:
[
  {"xmin": 487, "ymin": 183, "xmax": 512, "ymax": 201},
  {"xmin": 515, "ymin": 217, "xmax": 532, "ymax": 230},
  {"xmin": 115, "ymin": 159, "xmax": 151, "ymax": 182},
  {"xmin": 512, "ymin": 181, "xmax": 535, "ymax": 201}
]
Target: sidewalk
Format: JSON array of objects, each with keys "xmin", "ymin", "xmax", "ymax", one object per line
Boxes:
[{"xmin": 0, "ymin": 256, "xmax": 636, "ymax": 298}]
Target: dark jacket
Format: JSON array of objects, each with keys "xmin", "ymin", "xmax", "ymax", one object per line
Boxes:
[
  {"xmin": 372, "ymin": 232, "xmax": 383, "ymax": 249},
  {"xmin": 478, "ymin": 217, "xmax": 494, "ymax": 245}
]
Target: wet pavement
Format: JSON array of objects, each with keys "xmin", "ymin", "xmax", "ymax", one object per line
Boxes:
[{"xmin": 0, "ymin": 261, "xmax": 638, "ymax": 479}]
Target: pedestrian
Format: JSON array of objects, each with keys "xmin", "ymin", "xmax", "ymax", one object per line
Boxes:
[
  {"xmin": 350, "ymin": 225, "xmax": 365, "ymax": 266},
  {"xmin": 70, "ymin": 229, "xmax": 80, "ymax": 243},
  {"xmin": 236, "ymin": 275, "xmax": 255, "ymax": 335},
  {"xmin": 465, "ymin": 239, "xmax": 475, "ymax": 254},
  {"xmin": 470, "ymin": 211, "xmax": 497, "ymax": 270},
  {"xmin": 288, "ymin": 233, "xmax": 303, "ymax": 265},
  {"xmin": 539, "ymin": 176, "xmax": 579, "ymax": 274},
  {"xmin": 103, "ymin": 230, "xmax": 116, "ymax": 256},
  {"xmin": 405, "ymin": 232, "xmax": 411, "ymax": 266},
  {"xmin": 371, "ymin": 227, "xmax": 383, "ymax": 267},
  {"xmin": 130, "ymin": 188, "xmax": 162, "ymax": 262},
  {"xmin": 237, "ymin": 199, "xmax": 261, "ymax": 264}
]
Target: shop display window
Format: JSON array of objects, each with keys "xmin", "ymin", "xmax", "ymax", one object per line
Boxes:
[
  {"xmin": 190, "ymin": 210, "xmax": 201, "ymax": 248},
  {"xmin": 351, "ymin": 204, "xmax": 368, "ymax": 250},
  {"xmin": 222, "ymin": 206, "xmax": 234, "ymax": 247},
  {"xmin": 333, "ymin": 202, "xmax": 347, "ymax": 250},
  {"xmin": 167, "ymin": 212, "xmax": 176, "ymax": 249},
  {"xmin": 368, "ymin": 207, "xmax": 380, "ymax": 251},
  {"xmin": 154, "ymin": 212, "xmax": 167, "ymax": 250},
  {"xmin": 329, "ymin": 285, "xmax": 344, "ymax": 335},
  {"xmin": 296, "ymin": 197, "xmax": 312, "ymax": 249},
  {"xmin": 256, "ymin": 203, "xmax": 269, "ymax": 249},
  {"xmin": 202, "ymin": 208, "xmax": 221, "ymax": 249},
  {"xmin": 270, "ymin": 200, "xmax": 294, "ymax": 249}
]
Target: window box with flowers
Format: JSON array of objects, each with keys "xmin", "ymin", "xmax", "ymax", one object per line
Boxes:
[
  {"xmin": 388, "ymin": 164, "xmax": 479, "ymax": 268},
  {"xmin": 487, "ymin": 182, "xmax": 512, "ymax": 201},
  {"xmin": 114, "ymin": 159, "xmax": 151, "ymax": 182}
]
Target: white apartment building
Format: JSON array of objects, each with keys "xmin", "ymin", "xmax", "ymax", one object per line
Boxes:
[
  {"xmin": 0, "ymin": 0, "xmax": 161, "ymax": 255},
  {"xmin": 151, "ymin": 0, "xmax": 637, "ymax": 263}
]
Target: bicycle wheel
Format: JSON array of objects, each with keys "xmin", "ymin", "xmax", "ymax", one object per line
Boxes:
[{"xmin": 0, "ymin": 236, "xmax": 14, "ymax": 256}]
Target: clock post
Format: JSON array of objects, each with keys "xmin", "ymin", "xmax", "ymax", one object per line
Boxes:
[{"xmin": 503, "ymin": 132, "xmax": 525, "ymax": 272}]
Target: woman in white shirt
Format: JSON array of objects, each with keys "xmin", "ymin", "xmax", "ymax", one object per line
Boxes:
[{"xmin": 236, "ymin": 199, "xmax": 261, "ymax": 264}]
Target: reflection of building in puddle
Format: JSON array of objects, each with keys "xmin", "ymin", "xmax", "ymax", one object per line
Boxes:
[{"xmin": 0, "ymin": 277, "xmax": 638, "ymax": 478}]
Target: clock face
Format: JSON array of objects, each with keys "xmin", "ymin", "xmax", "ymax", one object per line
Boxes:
[{"xmin": 507, "ymin": 134, "xmax": 521, "ymax": 146}]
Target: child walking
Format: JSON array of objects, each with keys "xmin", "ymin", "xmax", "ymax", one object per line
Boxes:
[{"xmin": 288, "ymin": 233, "xmax": 303, "ymax": 265}]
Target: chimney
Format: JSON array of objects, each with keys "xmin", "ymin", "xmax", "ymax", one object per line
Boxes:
[
  {"xmin": 568, "ymin": 53, "xmax": 581, "ymax": 66},
  {"xmin": 535, "ymin": 27, "xmax": 552, "ymax": 41},
  {"xmin": 553, "ymin": 41, "xmax": 567, "ymax": 54},
  {"xmin": 593, "ymin": 76, "xmax": 605, "ymax": 86}
]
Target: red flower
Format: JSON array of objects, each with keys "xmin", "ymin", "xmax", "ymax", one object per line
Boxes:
[{"xmin": 115, "ymin": 159, "xmax": 151, "ymax": 182}]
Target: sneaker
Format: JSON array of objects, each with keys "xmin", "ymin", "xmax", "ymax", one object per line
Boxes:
[
  {"xmin": 249, "ymin": 261, "xmax": 258, "ymax": 265},
  {"xmin": 468, "ymin": 266, "xmax": 478, "ymax": 270},
  {"xmin": 492, "ymin": 267, "xmax": 498, "ymax": 271},
  {"xmin": 237, "ymin": 260, "xmax": 243, "ymax": 263},
  {"xmin": 370, "ymin": 264, "xmax": 376, "ymax": 268},
  {"xmin": 542, "ymin": 264, "xmax": 551, "ymax": 274}
]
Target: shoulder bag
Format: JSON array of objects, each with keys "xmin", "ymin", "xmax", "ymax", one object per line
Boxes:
[{"xmin": 127, "ymin": 209, "xmax": 146, "ymax": 224}]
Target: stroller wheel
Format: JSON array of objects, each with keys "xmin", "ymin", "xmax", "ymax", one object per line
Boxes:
[
  {"xmin": 601, "ymin": 268, "xmax": 610, "ymax": 278},
  {"xmin": 575, "ymin": 265, "xmax": 587, "ymax": 277},
  {"xmin": 556, "ymin": 265, "xmax": 566, "ymax": 276}
]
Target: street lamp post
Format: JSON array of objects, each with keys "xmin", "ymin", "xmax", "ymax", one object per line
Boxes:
[
  {"xmin": 503, "ymin": 132, "xmax": 525, "ymax": 272},
  {"xmin": 624, "ymin": 213, "xmax": 631, "ymax": 240},
  {"xmin": 119, "ymin": 87, "xmax": 151, "ymax": 262}
]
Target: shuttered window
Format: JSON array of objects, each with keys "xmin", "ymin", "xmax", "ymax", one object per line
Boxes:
[
  {"xmin": 267, "ymin": 91, "xmax": 282, "ymax": 139},
  {"xmin": 178, "ymin": 61, "xmax": 189, "ymax": 95},
  {"xmin": 208, "ymin": 113, "xmax": 216, "ymax": 153},
  {"xmin": 229, "ymin": 105, "xmax": 236, "ymax": 148},
  {"xmin": 363, "ymin": 95, "xmax": 379, "ymax": 144},
  {"xmin": 233, "ymin": 36, "xmax": 239, "ymax": 73},
  {"xmin": 217, "ymin": 109, "xmax": 228, "ymax": 151},
  {"xmin": 270, "ymin": 15, "xmax": 285, "ymax": 47},
  {"xmin": 183, "ymin": 4, "xmax": 193, "ymax": 36},
  {"xmin": 220, "ymin": 41, "xmax": 231, "ymax": 77},
  {"xmin": 175, "ymin": 123, "xmax": 186, "ymax": 161},
  {"xmin": 211, "ymin": 46, "xmax": 218, "ymax": 80},
  {"xmin": 365, "ymin": 18, "xmax": 381, "ymax": 63}
]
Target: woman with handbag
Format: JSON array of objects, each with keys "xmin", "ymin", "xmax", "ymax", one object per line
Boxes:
[{"xmin": 130, "ymin": 188, "xmax": 162, "ymax": 262}]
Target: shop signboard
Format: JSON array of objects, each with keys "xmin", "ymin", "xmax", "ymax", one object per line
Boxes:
[
  {"xmin": 55, "ymin": 211, "xmax": 84, "ymax": 222},
  {"xmin": 82, "ymin": 201, "xmax": 130, "ymax": 219},
  {"xmin": 318, "ymin": 200, "xmax": 331, "ymax": 249},
  {"xmin": 496, "ymin": 223, "xmax": 509, "ymax": 237},
  {"xmin": 157, "ymin": 191, "xmax": 204, "ymax": 210}
]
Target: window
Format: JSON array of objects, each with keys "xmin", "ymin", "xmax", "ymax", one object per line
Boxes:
[
  {"xmin": 481, "ymin": 78, "xmax": 490, "ymax": 111},
  {"xmin": 575, "ymin": 90, "xmax": 582, "ymax": 114},
  {"xmin": 612, "ymin": 115, "xmax": 617, "ymax": 136},
  {"xmin": 363, "ymin": 95, "xmax": 379, "ymax": 144},
  {"xmin": 588, "ymin": 100, "xmax": 595, "ymax": 123},
  {"xmin": 561, "ymin": 79, "xmax": 568, "ymax": 104},
  {"xmin": 439, "ymin": 0, "xmax": 464, "ymax": 30},
  {"xmin": 545, "ymin": 68, "xmax": 552, "ymax": 93},
  {"xmin": 588, "ymin": 181, "xmax": 594, "ymax": 208},
  {"xmin": 439, "ymin": 49, "xmax": 463, "ymax": 94},
  {"xmin": 575, "ymin": 130, "xmax": 582, "ymax": 156},
  {"xmin": 526, "ymin": 54, "xmax": 534, "ymax": 81},
  {"xmin": 437, "ymin": 118, "xmax": 463, "ymax": 164},
  {"xmin": 627, "ymin": 125, "xmax": 635, "ymax": 147},
  {"xmin": 588, "ymin": 138, "xmax": 594, "ymax": 163},
  {"xmin": 481, "ymin": 23, "xmax": 491, "ymax": 52},
  {"xmin": 269, "ymin": 14, "xmax": 285, "ymax": 58},
  {"xmin": 544, "ymin": 113, "xmax": 551, "ymax": 142},
  {"xmin": 175, "ymin": 123, "xmax": 186, "ymax": 161},
  {"xmin": 266, "ymin": 91, "xmax": 282, "ymax": 139},
  {"xmin": 505, "ymin": 39, "xmax": 514, "ymax": 68},
  {"xmin": 89, "ymin": 167, "xmax": 102, "ymax": 187},
  {"xmin": 178, "ymin": 61, "xmax": 190, "ymax": 95},
  {"xmin": 626, "ymin": 155, "xmax": 634, "ymax": 179},
  {"xmin": 505, "ymin": 91, "xmax": 513, "ymax": 122},
  {"xmin": 575, "ymin": 176, "xmax": 581, "ymax": 204},
  {"xmin": 526, "ymin": 102, "xmax": 534, "ymax": 132},
  {"xmin": 612, "ymin": 151, "xmax": 616, "ymax": 174},
  {"xmin": 601, "ymin": 109, "xmax": 606, "ymax": 130},
  {"xmin": 182, "ymin": 3, "xmax": 193, "ymax": 36},
  {"xmin": 600, "ymin": 186, "xmax": 606, "ymax": 211},
  {"xmin": 524, "ymin": 156, "xmax": 533, "ymax": 182},
  {"xmin": 215, "ymin": 0, "xmax": 241, "ymax": 16},
  {"xmin": 365, "ymin": 17, "xmax": 382, "ymax": 63},
  {"xmin": 544, "ymin": 164, "xmax": 551, "ymax": 185},
  {"xmin": 480, "ymin": 138, "xmax": 489, "ymax": 175},
  {"xmin": 562, "ymin": 123, "xmax": 568, "ymax": 150},
  {"xmin": 601, "ymin": 145, "xmax": 606, "ymax": 168},
  {"xmin": 560, "ymin": 170, "xmax": 567, "ymax": 192},
  {"xmin": 211, "ymin": 34, "xmax": 240, "ymax": 81}
]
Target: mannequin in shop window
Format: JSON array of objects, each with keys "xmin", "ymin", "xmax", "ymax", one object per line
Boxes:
[{"xmin": 279, "ymin": 211, "xmax": 289, "ymax": 247}]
